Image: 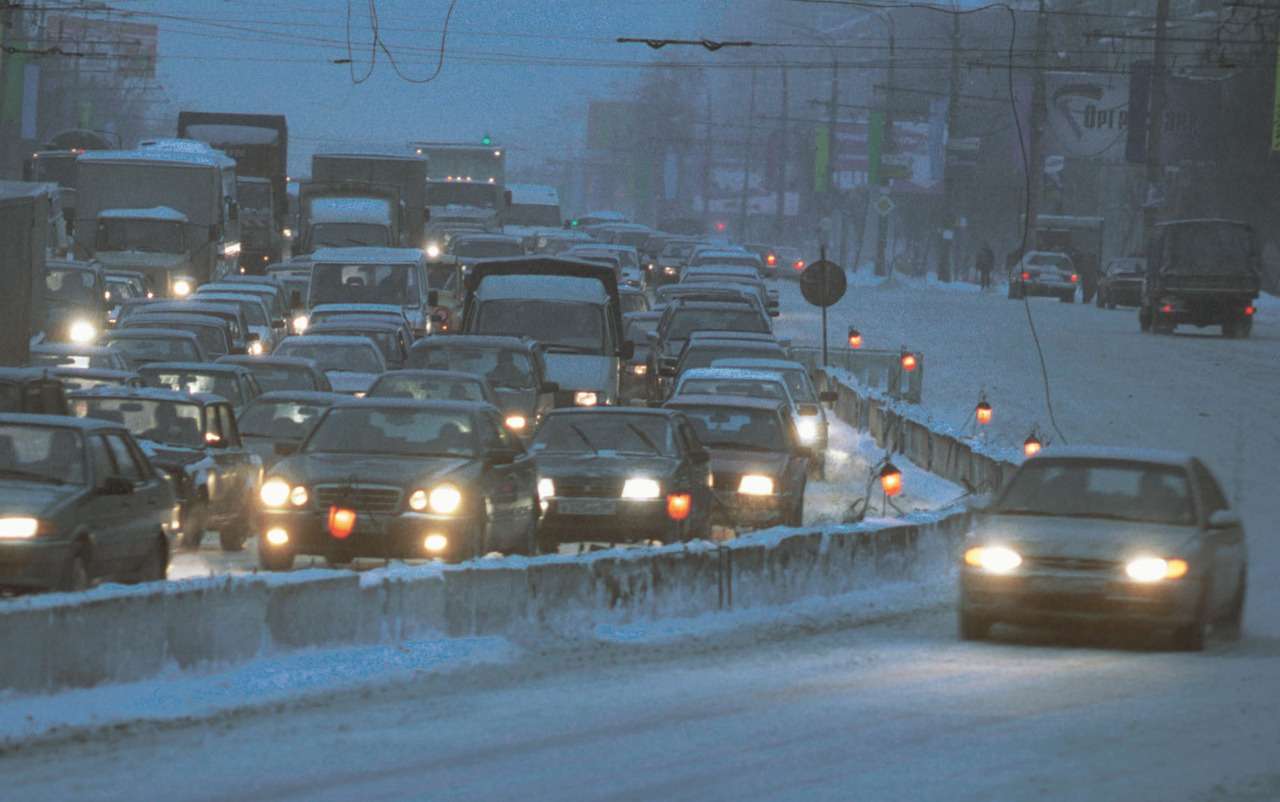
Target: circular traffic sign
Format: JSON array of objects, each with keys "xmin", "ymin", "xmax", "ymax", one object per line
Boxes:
[{"xmin": 800, "ymin": 259, "xmax": 847, "ymax": 308}]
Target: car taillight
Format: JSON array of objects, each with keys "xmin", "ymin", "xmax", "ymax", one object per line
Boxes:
[
  {"xmin": 793, "ymin": 260, "xmax": 805, "ymax": 271},
  {"xmin": 766, "ymin": 254, "xmax": 777, "ymax": 266},
  {"xmin": 1160, "ymin": 303, "xmax": 1174, "ymax": 314},
  {"xmin": 1021, "ymin": 271, "xmax": 1030, "ymax": 281},
  {"xmin": 1070, "ymin": 273, "xmax": 1079, "ymax": 283},
  {"xmin": 667, "ymin": 493, "xmax": 692, "ymax": 521},
  {"xmin": 1245, "ymin": 305, "xmax": 1256, "ymax": 316}
]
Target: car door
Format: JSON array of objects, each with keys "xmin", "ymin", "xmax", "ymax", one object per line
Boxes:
[
  {"xmin": 215, "ymin": 403, "xmax": 255, "ymax": 514},
  {"xmin": 112, "ymin": 433, "xmax": 169, "ymax": 568},
  {"xmin": 474, "ymin": 412, "xmax": 523, "ymax": 548},
  {"xmin": 1192, "ymin": 460, "xmax": 1243, "ymax": 610},
  {"xmin": 84, "ymin": 433, "xmax": 135, "ymax": 576},
  {"xmin": 101, "ymin": 433, "xmax": 153, "ymax": 570}
]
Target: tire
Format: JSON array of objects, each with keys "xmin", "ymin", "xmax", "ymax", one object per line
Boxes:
[
  {"xmin": 258, "ymin": 542, "xmax": 294, "ymax": 572},
  {"xmin": 218, "ymin": 513, "xmax": 250, "ymax": 552},
  {"xmin": 1222, "ymin": 320, "xmax": 1238, "ymax": 339},
  {"xmin": 136, "ymin": 536, "xmax": 167, "ymax": 584},
  {"xmin": 958, "ymin": 609, "xmax": 991, "ymax": 641},
  {"xmin": 1172, "ymin": 584, "xmax": 1211, "ymax": 651},
  {"xmin": 59, "ymin": 549, "xmax": 90, "ymax": 593},
  {"xmin": 1139, "ymin": 307, "xmax": 1153, "ymax": 332},
  {"xmin": 180, "ymin": 500, "xmax": 208, "ymax": 551},
  {"xmin": 1095, "ymin": 291, "xmax": 1104, "ymax": 308},
  {"xmin": 1060, "ymin": 292, "xmax": 1075, "ymax": 303},
  {"xmin": 1218, "ymin": 570, "xmax": 1246, "ymax": 641}
]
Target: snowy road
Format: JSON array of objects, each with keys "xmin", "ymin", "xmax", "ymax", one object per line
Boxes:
[{"xmin": 6, "ymin": 604, "xmax": 1279, "ymax": 802}]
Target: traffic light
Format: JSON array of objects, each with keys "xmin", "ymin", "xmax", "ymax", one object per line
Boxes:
[{"xmin": 481, "ymin": 134, "xmax": 492, "ymax": 146}]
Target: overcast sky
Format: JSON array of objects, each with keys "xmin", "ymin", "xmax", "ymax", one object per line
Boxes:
[{"xmin": 140, "ymin": 0, "xmax": 734, "ymax": 174}]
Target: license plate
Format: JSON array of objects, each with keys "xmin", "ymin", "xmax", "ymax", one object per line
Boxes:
[
  {"xmin": 1027, "ymin": 575, "xmax": 1103, "ymax": 594},
  {"xmin": 557, "ymin": 498, "xmax": 617, "ymax": 516},
  {"xmin": 353, "ymin": 515, "xmax": 385, "ymax": 535}
]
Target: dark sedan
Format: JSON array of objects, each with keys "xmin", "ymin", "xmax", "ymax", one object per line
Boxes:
[
  {"xmin": 217, "ymin": 355, "xmax": 334, "ymax": 393},
  {"xmin": 664, "ymin": 395, "xmax": 809, "ymax": 530},
  {"xmin": 532, "ymin": 408, "xmax": 713, "ymax": 550},
  {"xmin": 105, "ymin": 328, "xmax": 207, "ymax": 369},
  {"xmin": 138, "ymin": 362, "xmax": 264, "ymax": 411},
  {"xmin": 0, "ymin": 414, "xmax": 174, "ymax": 592},
  {"xmin": 1096, "ymin": 257, "xmax": 1146, "ymax": 309},
  {"xmin": 257, "ymin": 399, "xmax": 538, "ymax": 568}
]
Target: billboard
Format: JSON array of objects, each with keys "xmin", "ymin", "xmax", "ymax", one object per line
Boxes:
[
  {"xmin": 1125, "ymin": 61, "xmax": 1224, "ymax": 164},
  {"xmin": 45, "ymin": 15, "xmax": 158, "ymax": 79},
  {"xmin": 1045, "ymin": 72, "xmax": 1129, "ymax": 161}
]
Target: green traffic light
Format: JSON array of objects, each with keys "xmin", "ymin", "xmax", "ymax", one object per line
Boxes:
[{"xmin": 481, "ymin": 134, "xmax": 492, "ymax": 146}]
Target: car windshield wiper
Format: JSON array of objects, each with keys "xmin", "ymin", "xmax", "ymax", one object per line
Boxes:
[
  {"xmin": 625, "ymin": 423, "xmax": 662, "ymax": 455},
  {"xmin": 568, "ymin": 423, "xmax": 598, "ymax": 454},
  {"xmin": 0, "ymin": 468, "xmax": 65, "ymax": 485}
]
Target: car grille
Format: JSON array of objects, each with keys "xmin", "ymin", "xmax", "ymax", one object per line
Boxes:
[
  {"xmin": 712, "ymin": 472, "xmax": 742, "ymax": 492},
  {"xmin": 1023, "ymin": 556, "xmax": 1118, "ymax": 573},
  {"xmin": 314, "ymin": 484, "xmax": 403, "ymax": 514},
  {"xmin": 554, "ymin": 477, "xmax": 623, "ymax": 498}
]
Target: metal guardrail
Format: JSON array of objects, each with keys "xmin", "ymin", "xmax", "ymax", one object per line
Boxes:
[{"xmin": 790, "ymin": 346, "xmax": 924, "ymax": 403}]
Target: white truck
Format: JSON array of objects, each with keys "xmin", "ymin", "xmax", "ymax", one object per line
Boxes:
[{"xmin": 503, "ymin": 183, "xmax": 564, "ymax": 250}]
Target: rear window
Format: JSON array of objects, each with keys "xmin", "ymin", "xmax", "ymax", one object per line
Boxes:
[
  {"xmin": 1162, "ymin": 222, "xmax": 1257, "ymax": 275},
  {"xmin": 666, "ymin": 309, "xmax": 768, "ymax": 340}
]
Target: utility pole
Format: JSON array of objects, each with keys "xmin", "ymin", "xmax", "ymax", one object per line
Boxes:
[
  {"xmin": 738, "ymin": 65, "xmax": 757, "ymax": 243},
  {"xmin": 773, "ymin": 63, "xmax": 789, "ymax": 241},
  {"xmin": 939, "ymin": 11, "xmax": 961, "ymax": 282},
  {"xmin": 874, "ymin": 15, "xmax": 896, "ymax": 277},
  {"xmin": 1026, "ymin": 0, "xmax": 1049, "ymax": 252},
  {"xmin": 702, "ymin": 85, "xmax": 713, "ymax": 221},
  {"xmin": 1142, "ymin": 0, "xmax": 1171, "ymax": 245}
]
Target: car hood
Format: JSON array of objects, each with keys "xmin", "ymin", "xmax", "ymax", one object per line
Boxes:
[
  {"xmin": 534, "ymin": 453, "xmax": 677, "ymax": 480},
  {"xmin": 276, "ymin": 453, "xmax": 476, "ymax": 487},
  {"xmin": 0, "ymin": 481, "xmax": 78, "ymax": 517},
  {"xmin": 706, "ymin": 447, "xmax": 790, "ymax": 479},
  {"xmin": 325, "ymin": 371, "xmax": 379, "ymax": 394},
  {"xmin": 975, "ymin": 514, "xmax": 1197, "ymax": 559},
  {"xmin": 543, "ymin": 353, "xmax": 615, "ymax": 394}
]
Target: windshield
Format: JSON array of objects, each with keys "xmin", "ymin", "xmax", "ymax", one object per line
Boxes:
[
  {"xmin": 661, "ymin": 242, "xmax": 697, "ymax": 260},
  {"xmin": 678, "ymin": 378, "xmax": 787, "ymax": 402},
  {"xmin": 305, "ymin": 407, "xmax": 477, "ymax": 457},
  {"xmin": 309, "ymin": 223, "xmax": 390, "ymax": 249},
  {"xmin": 506, "ymin": 204, "xmax": 561, "ymax": 227},
  {"xmin": 28, "ymin": 351, "xmax": 118, "ymax": 370},
  {"xmin": 243, "ymin": 365, "xmax": 317, "ymax": 392},
  {"xmin": 145, "ymin": 371, "xmax": 242, "ymax": 404},
  {"xmin": 201, "ymin": 296, "xmax": 268, "ymax": 326},
  {"xmin": 276, "ymin": 343, "xmax": 382, "ymax": 374},
  {"xmin": 1163, "ymin": 222, "xmax": 1257, "ymax": 275},
  {"xmin": 666, "ymin": 309, "xmax": 768, "ymax": 341},
  {"xmin": 108, "ymin": 336, "xmax": 200, "ymax": 365},
  {"xmin": 532, "ymin": 414, "xmax": 674, "ymax": 456},
  {"xmin": 45, "ymin": 268, "xmax": 99, "ymax": 305},
  {"xmin": 313, "ymin": 329, "xmax": 397, "ymax": 364},
  {"xmin": 693, "ymin": 255, "xmax": 759, "ymax": 269},
  {"xmin": 427, "ymin": 264, "xmax": 460, "ymax": 291},
  {"xmin": 677, "ymin": 406, "xmax": 786, "ymax": 452},
  {"xmin": 96, "ymin": 219, "xmax": 184, "ymax": 253},
  {"xmin": 238, "ymin": 400, "xmax": 329, "ymax": 439},
  {"xmin": 72, "ymin": 398, "xmax": 205, "ymax": 448},
  {"xmin": 370, "ymin": 374, "xmax": 486, "ymax": 402},
  {"xmin": 453, "ymin": 240, "xmax": 524, "ymax": 259},
  {"xmin": 125, "ymin": 320, "xmax": 226, "ymax": 357},
  {"xmin": 310, "ymin": 263, "xmax": 417, "ymax": 307},
  {"xmin": 0, "ymin": 424, "xmax": 84, "ymax": 484},
  {"xmin": 410, "ymin": 346, "xmax": 533, "ymax": 389},
  {"xmin": 1026, "ymin": 253, "xmax": 1072, "ymax": 270},
  {"xmin": 995, "ymin": 460, "xmax": 1195, "ymax": 526},
  {"xmin": 475, "ymin": 300, "xmax": 605, "ymax": 353},
  {"xmin": 427, "ymin": 183, "xmax": 499, "ymax": 208}
]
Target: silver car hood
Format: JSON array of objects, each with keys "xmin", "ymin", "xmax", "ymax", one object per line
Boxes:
[{"xmin": 976, "ymin": 514, "xmax": 1198, "ymax": 559}]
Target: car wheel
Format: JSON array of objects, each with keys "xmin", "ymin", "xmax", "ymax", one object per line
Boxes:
[
  {"xmin": 1218, "ymin": 570, "xmax": 1246, "ymax": 641},
  {"xmin": 258, "ymin": 542, "xmax": 295, "ymax": 572},
  {"xmin": 59, "ymin": 549, "xmax": 90, "ymax": 593},
  {"xmin": 180, "ymin": 500, "xmax": 208, "ymax": 551},
  {"xmin": 1172, "ymin": 584, "xmax": 1211, "ymax": 651},
  {"xmin": 1095, "ymin": 291, "xmax": 1104, "ymax": 308},
  {"xmin": 958, "ymin": 609, "xmax": 990, "ymax": 641},
  {"xmin": 137, "ymin": 536, "xmax": 167, "ymax": 583},
  {"xmin": 1139, "ymin": 307, "xmax": 1152, "ymax": 332},
  {"xmin": 218, "ymin": 513, "xmax": 250, "ymax": 552}
]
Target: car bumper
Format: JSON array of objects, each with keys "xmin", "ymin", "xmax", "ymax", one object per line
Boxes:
[
  {"xmin": 959, "ymin": 570, "xmax": 1202, "ymax": 627},
  {"xmin": 260, "ymin": 509, "xmax": 480, "ymax": 561},
  {"xmin": 1019, "ymin": 279, "xmax": 1074, "ymax": 296},
  {"xmin": 538, "ymin": 498, "xmax": 678, "ymax": 543},
  {"xmin": 0, "ymin": 540, "xmax": 70, "ymax": 590},
  {"xmin": 711, "ymin": 491, "xmax": 794, "ymax": 529}
]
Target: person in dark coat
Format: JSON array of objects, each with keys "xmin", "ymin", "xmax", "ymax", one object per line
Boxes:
[{"xmin": 976, "ymin": 242, "xmax": 995, "ymax": 290}]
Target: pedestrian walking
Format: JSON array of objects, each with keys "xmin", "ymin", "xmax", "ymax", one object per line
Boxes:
[{"xmin": 976, "ymin": 241, "xmax": 994, "ymax": 291}]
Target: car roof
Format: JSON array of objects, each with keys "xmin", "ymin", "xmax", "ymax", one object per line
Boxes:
[
  {"xmin": 0, "ymin": 367, "xmax": 59, "ymax": 381},
  {"xmin": 276, "ymin": 335, "xmax": 380, "ymax": 348},
  {"xmin": 668, "ymin": 300, "xmax": 760, "ymax": 312},
  {"xmin": 329, "ymin": 397, "xmax": 496, "ymax": 415},
  {"xmin": 712, "ymin": 358, "xmax": 807, "ymax": 372},
  {"xmin": 473, "ymin": 274, "xmax": 610, "ymax": 304},
  {"xmin": 374, "ymin": 369, "xmax": 485, "ymax": 382},
  {"xmin": 1028, "ymin": 446, "xmax": 1193, "ymax": 469},
  {"xmin": 412, "ymin": 334, "xmax": 535, "ymax": 351},
  {"xmin": 452, "ymin": 233, "xmax": 521, "ymax": 243},
  {"xmin": 544, "ymin": 406, "xmax": 676, "ymax": 419},
  {"xmin": 310, "ymin": 247, "xmax": 424, "ymax": 264},
  {"xmin": 106, "ymin": 328, "xmax": 199, "ymax": 340},
  {"xmin": 311, "ymin": 303, "xmax": 406, "ymax": 315},
  {"xmin": 31, "ymin": 343, "xmax": 113, "ymax": 356},
  {"xmin": 217, "ymin": 355, "xmax": 320, "ymax": 370},
  {"xmin": 67, "ymin": 385, "xmax": 225, "ymax": 405},
  {"xmin": 137, "ymin": 362, "xmax": 253, "ymax": 377},
  {"xmin": 664, "ymin": 394, "xmax": 788, "ymax": 413},
  {"xmin": 124, "ymin": 313, "xmax": 227, "ymax": 328},
  {"xmin": 47, "ymin": 367, "xmax": 137, "ymax": 380},
  {"xmin": 0, "ymin": 413, "xmax": 130, "ymax": 432},
  {"xmin": 677, "ymin": 368, "xmax": 790, "ymax": 383},
  {"xmin": 308, "ymin": 319, "xmax": 403, "ymax": 333},
  {"xmin": 250, "ymin": 390, "xmax": 344, "ymax": 405}
]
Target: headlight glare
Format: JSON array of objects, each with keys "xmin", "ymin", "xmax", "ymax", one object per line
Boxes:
[
  {"xmin": 796, "ymin": 417, "xmax": 819, "ymax": 443},
  {"xmin": 621, "ymin": 477, "xmax": 661, "ymax": 500},
  {"xmin": 537, "ymin": 478, "xmax": 555, "ymax": 500},
  {"xmin": 0, "ymin": 517, "xmax": 40, "ymax": 539},
  {"xmin": 963, "ymin": 546, "xmax": 1022, "ymax": 574},
  {"xmin": 504, "ymin": 414, "xmax": 527, "ymax": 431},
  {"xmin": 1125, "ymin": 556, "xmax": 1188, "ymax": 582},
  {"xmin": 260, "ymin": 479, "xmax": 290, "ymax": 507},
  {"xmin": 292, "ymin": 314, "xmax": 309, "ymax": 333},
  {"xmin": 247, "ymin": 340, "xmax": 265, "ymax": 356},
  {"xmin": 574, "ymin": 391, "xmax": 599, "ymax": 407},
  {"xmin": 288, "ymin": 486, "xmax": 309, "ymax": 507},
  {"xmin": 425, "ymin": 243, "xmax": 442, "ymax": 259},
  {"xmin": 409, "ymin": 489, "xmax": 428, "ymax": 511},
  {"xmin": 428, "ymin": 484, "xmax": 463, "ymax": 514},
  {"xmin": 738, "ymin": 475, "xmax": 774, "ymax": 495},
  {"xmin": 172, "ymin": 279, "xmax": 193, "ymax": 297},
  {"xmin": 68, "ymin": 320, "xmax": 97, "ymax": 344}
]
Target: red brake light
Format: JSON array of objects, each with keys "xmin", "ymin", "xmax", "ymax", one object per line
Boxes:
[
  {"xmin": 766, "ymin": 254, "xmax": 777, "ymax": 266},
  {"xmin": 328, "ymin": 507, "xmax": 356, "ymax": 539},
  {"xmin": 793, "ymin": 260, "xmax": 805, "ymax": 271},
  {"xmin": 1160, "ymin": 304, "xmax": 1174, "ymax": 314},
  {"xmin": 1070, "ymin": 273, "xmax": 1079, "ymax": 283},
  {"xmin": 1245, "ymin": 305, "xmax": 1256, "ymax": 316},
  {"xmin": 667, "ymin": 493, "xmax": 692, "ymax": 521},
  {"xmin": 1021, "ymin": 271, "xmax": 1030, "ymax": 281}
]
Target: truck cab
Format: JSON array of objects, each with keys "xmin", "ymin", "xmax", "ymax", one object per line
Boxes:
[
  {"xmin": 1140, "ymin": 219, "xmax": 1261, "ymax": 338},
  {"xmin": 307, "ymin": 247, "xmax": 433, "ymax": 337},
  {"xmin": 93, "ymin": 207, "xmax": 199, "ymax": 298}
]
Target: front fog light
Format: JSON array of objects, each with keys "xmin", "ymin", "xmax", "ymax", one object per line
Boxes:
[
  {"xmin": 964, "ymin": 546, "xmax": 1022, "ymax": 574},
  {"xmin": 428, "ymin": 484, "xmax": 462, "ymax": 514},
  {"xmin": 424, "ymin": 533, "xmax": 448, "ymax": 553},
  {"xmin": 289, "ymin": 486, "xmax": 309, "ymax": 507},
  {"xmin": 265, "ymin": 528, "xmax": 290, "ymax": 546},
  {"xmin": 738, "ymin": 475, "xmax": 774, "ymax": 495},
  {"xmin": 574, "ymin": 391, "xmax": 599, "ymax": 407},
  {"xmin": 68, "ymin": 320, "xmax": 97, "ymax": 344},
  {"xmin": 1125, "ymin": 556, "xmax": 1188, "ymax": 583},
  {"xmin": 796, "ymin": 417, "xmax": 819, "ymax": 443},
  {"xmin": 409, "ymin": 489, "xmax": 428, "ymax": 511},
  {"xmin": 621, "ymin": 478, "xmax": 661, "ymax": 500}
]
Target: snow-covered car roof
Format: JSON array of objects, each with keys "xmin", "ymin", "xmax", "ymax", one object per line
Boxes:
[
  {"xmin": 275, "ymin": 335, "xmax": 382, "ymax": 349},
  {"xmin": 79, "ymin": 147, "xmax": 234, "ymax": 170},
  {"xmin": 68, "ymin": 384, "xmax": 225, "ymax": 405},
  {"xmin": 310, "ymin": 247, "xmax": 423, "ymax": 265},
  {"xmin": 473, "ymin": 274, "xmax": 609, "ymax": 304},
  {"xmin": 663, "ymin": 394, "xmax": 788, "ymax": 413},
  {"xmin": 308, "ymin": 198, "xmax": 392, "ymax": 225},
  {"xmin": 676, "ymin": 368, "xmax": 793, "ymax": 384},
  {"xmin": 1027, "ymin": 446, "xmax": 1193, "ymax": 469},
  {"xmin": 712, "ymin": 358, "xmax": 808, "ymax": 372},
  {"xmin": 98, "ymin": 206, "xmax": 188, "ymax": 223}
]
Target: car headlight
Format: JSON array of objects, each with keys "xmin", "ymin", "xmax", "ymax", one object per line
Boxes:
[
  {"xmin": 738, "ymin": 475, "xmax": 774, "ymax": 495},
  {"xmin": 796, "ymin": 417, "xmax": 819, "ymax": 443},
  {"xmin": 425, "ymin": 242, "xmax": 442, "ymax": 259},
  {"xmin": 537, "ymin": 477, "xmax": 555, "ymax": 499},
  {"xmin": 574, "ymin": 391, "xmax": 598, "ymax": 407},
  {"xmin": 260, "ymin": 478, "xmax": 290, "ymax": 507},
  {"xmin": 408, "ymin": 489, "xmax": 429, "ymax": 511},
  {"xmin": 247, "ymin": 340, "xmax": 265, "ymax": 356},
  {"xmin": 68, "ymin": 320, "xmax": 97, "ymax": 344},
  {"xmin": 0, "ymin": 517, "xmax": 40, "ymax": 539},
  {"xmin": 289, "ymin": 485, "xmax": 309, "ymax": 507},
  {"xmin": 663, "ymin": 266, "xmax": 677, "ymax": 275},
  {"xmin": 292, "ymin": 314, "xmax": 309, "ymax": 334},
  {"xmin": 172, "ymin": 279, "xmax": 193, "ymax": 297},
  {"xmin": 621, "ymin": 477, "xmax": 661, "ymax": 500},
  {"xmin": 1125, "ymin": 556, "xmax": 1188, "ymax": 583},
  {"xmin": 428, "ymin": 484, "xmax": 463, "ymax": 515},
  {"xmin": 504, "ymin": 414, "xmax": 527, "ymax": 432},
  {"xmin": 963, "ymin": 546, "xmax": 1022, "ymax": 574},
  {"xmin": 631, "ymin": 364, "xmax": 648, "ymax": 376}
]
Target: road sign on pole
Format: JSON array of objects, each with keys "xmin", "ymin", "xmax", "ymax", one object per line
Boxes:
[
  {"xmin": 875, "ymin": 194, "xmax": 896, "ymax": 217},
  {"xmin": 800, "ymin": 250, "xmax": 848, "ymax": 367}
]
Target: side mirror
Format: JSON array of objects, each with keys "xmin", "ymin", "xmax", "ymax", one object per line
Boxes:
[
  {"xmin": 818, "ymin": 390, "xmax": 838, "ymax": 404},
  {"xmin": 1208, "ymin": 510, "xmax": 1241, "ymax": 529},
  {"xmin": 97, "ymin": 475, "xmax": 134, "ymax": 496},
  {"xmin": 540, "ymin": 381, "xmax": 560, "ymax": 395},
  {"xmin": 427, "ymin": 290, "xmax": 439, "ymax": 307},
  {"xmin": 273, "ymin": 441, "xmax": 299, "ymax": 456},
  {"xmin": 619, "ymin": 341, "xmax": 635, "ymax": 360},
  {"xmin": 486, "ymin": 446, "xmax": 517, "ymax": 466}
]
